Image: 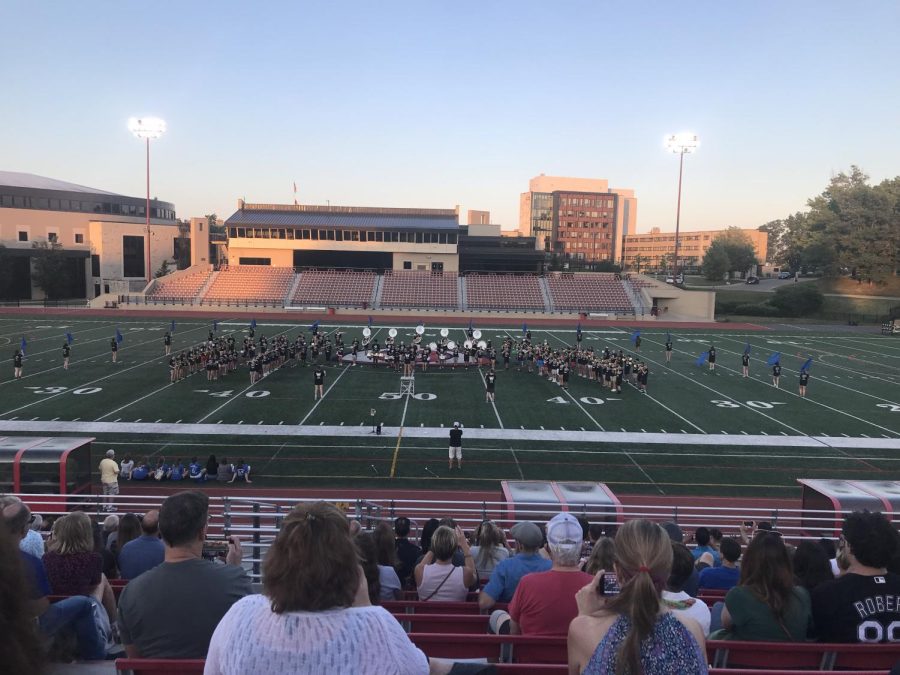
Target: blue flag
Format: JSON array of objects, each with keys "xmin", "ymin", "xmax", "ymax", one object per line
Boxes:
[
  {"xmin": 20, "ymin": 336, "xmax": 27, "ymax": 355},
  {"xmin": 522, "ymin": 322, "xmax": 528, "ymax": 335},
  {"xmin": 631, "ymin": 330, "xmax": 641, "ymax": 344},
  {"xmin": 367, "ymin": 315, "xmax": 373, "ymax": 328},
  {"xmin": 800, "ymin": 356, "xmax": 813, "ymax": 372},
  {"xmin": 250, "ymin": 318, "xmax": 257, "ymax": 329},
  {"xmin": 115, "ymin": 328, "xmax": 124, "ymax": 344},
  {"xmin": 695, "ymin": 351, "xmax": 709, "ymax": 367},
  {"xmin": 468, "ymin": 319, "xmax": 473, "ymax": 331},
  {"xmin": 170, "ymin": 320, "xmax": 176, "ymax": 333},
  {"xmin": 767, "ymin": 352, "xmax": 781, "ymax": 366},
  {"xmin": 310, "ymin": 320, "xmax": 319, "ymax": 333},
  {"xmin": 65, "ymin": 332, "xmax": 74, "ymax": 345},
  {"xmin": 666, "ymin": 332, "xmax": 672, "ymax": 343},
  {"xmin": 213, "ymin": 320, "xmax": 218, "ymax": 332},
  {"xmin": 744, "ymin": 342, "xmax": 752, "ymax": 355}
]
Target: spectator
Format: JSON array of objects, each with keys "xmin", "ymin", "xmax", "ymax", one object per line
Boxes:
[
  {"xmin": 419, "ymin": 518, "xmax": 440, "ymax": 556},
  {"xmin": 0, "ymin": 515, "xmax": 45, "ymax": 673},
  {"xmin": 204, "ymin": 501, "xmax": 429, "ymax": 674},
  {"xmin": 354, "ymin": 532, "xmax": 382, "ymax": 605},
  {"xmin": 373, "ymin": 521, "xmax": 402, "ymax": 601},
  {"xmin": 228, "ymin": 459, "xmax": 252, "ymax": 484},
  {"xmin": 98, "ymin": 449, "xmax": 120, "ymax": 512},
  {"xmin": 21, "ymin": 509, "xmax": 45, "ymax": 559},
  {"xmin": 812, "ymin": 510, "xmax": 900, "ymax": 643},
  {"xmin": 819, "ymin": 537, "xmax": 839, "ymax": 577},
  {"xmin": 792, "ymin": 540, "xmax": 834, "ymax": 593},
  {"xmin": 493, "ymin": 512, "xmax": 593, "ymax": 636},
  {"xmin": 659, "ymin": 521, "xmax": 700, "ymax": 597},
  {"xmin": 394, "ymin": 517, "xmax": 421, "ymax": 588},
  {"xmin": 101, "ymin": 515, "xmax": 118, "ymax": 545},
  {"xmin": 93, "ymin": 519, "xmax": 118, "ymax": 581},
  {"xmin": 717, "ymin": 532, "xmax": 811, "ymax": 641},
  {"xmin": 583, "ymin": 536, "xmax": 615, "ymax": 575},
  {"xmin": 693, "ymin": 527, "xmax": 721, "ymax": 566},
  {"xmin": 205, "ymin": 454, "xmax": 219, "ymax": 481},
  {"xmin": 117, "ymin": 491, "xmax": 250, "ymax": 658},
  {"xmin": 120, "ymin": 455, "xmax": 134, "ymax": 480},
  {"xmin": 108, "ymin": 512, "xmax": 141, "ymax": 556},
  {"xmin": 699, "ymin": 537, "xmax": 741, "ymax": 591},
  {"xmin": 568, "ymin": 519, "xmax": 707, "ymax": 674},
  {"xmin": 415, "ymin": 525, "xmax": 475, "ymax": 601},
  {"xmin": 118, "ymin": 510, "xmax": 164, "ymax": 580},
  {"xmin": 130, "ymin": 459, "xmax": 150, "ymax": 481},
  {"xmin": 709, "ymin": 528, "xmax": 723, "ymax": 551},
  {"xmin": 216, "ymin": 457, "xmax": 233, "ymax": 482},
  {"xmin": 665, "ymin": 543, "xmax": 711, "ymax": 634},
  {"xmin": 2, "ymin": 500, "xmax": 110, "ymax": 661},
  {"xmin": 583, "ymin": 523, "xmax": 605, "ymax": 560},
  {"xmin": 479, "ymin": 521, "xmax": 552, "ymax": 610},
  {"xmin": 469, "ymin": 520, "xmax": 509, "ymax": 580}
]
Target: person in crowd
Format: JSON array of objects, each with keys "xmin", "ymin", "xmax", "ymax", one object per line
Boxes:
[
  {"xmin": 664, "ymin": 543, "xmax": 711, "ymax": 634},
  {"xmin": 394, "ymin": 516, "xmax": 421, "ymax": 588},
  {"xmin": 204, "ymin": 501, "xmax": 429, "ymax": 675},
  {"xmin": 120, "ymin": 456, "xmax": 134, "ymax": 481},
  {"xmin": 492, "ymin": 512, "xmax": 593, "ymax": 636},
  {"xmin": 217, "ymin": 457, "xmax": 233, "ymax": 482},
  {"xmin": 716, "ymin": 532, "xmax": 811, "ymax": 641},
  {"xmin": 812, "ymin": 510, "xmax": 900, "ymax": 643},
  {"xmin": 118, "ymin": 509, "xmax": 165, "ymax": 580},
  {"xmin": 819, "ymin": 537, "xmax": 840, "ymax": 577},
  {"xmin": 130, "ymin": 459, "xmax": 150, "ymax": 481},
  {"xmin": 469, "ymin": 520, "xmax": 509, "ymax": 581},
  {"xmin": 418, "ymin": 518, "xmax": 440, "ymax": 556},
  {"xmin": 205, "ymin": 454, "xmax": 219, "ymax": 481},
  {"xmin": 582, "ymin": 522, "xmax": 604, "ymax": 560},
  {"xmin": 699, "ymin": 537, "xmax": 741, "ymax": 591},
  {"xmin": 108, "ymin": 512, "xmax": 141, "ymax": 557},
  {"xmin": 692, "ymin": 527, "xmax": 721, "ymax": 566},
  {"xmin": 479, "ymin": 520, "xmax": 552, "ymax": 610},
  {"xmin": 101, "ymin": 515, "xmax": 119, "ymax": 549},
  {"xmin": 659, "ymin": 521, "xmax": 700, "ymax": 596},
  {"xmin": 0, "ymin": 514, "xmax": 46, "ymax": 673},
  {"xmin": 415, "ymin": 525, "xmax": 476, "ymax": 601},
  {"xmin": 117, "ymin": 491, "xmax": 250, "ymax": 658},
  {"xmin": 583, "ymin": 536, "xmax": 616, "ymax": 575},
  {"xmin": 372, "ymin": 521, "xmax": 403, "ymax": 601},
  {"xmin": 792, "ymin": 540, "xmax": 834, "ymax": 593},
  {"xmin": 354, "ymin": 531, "xmax": 382, "ymax": 605},
  {"xmin": 98, "ymin": 449, "xmax": 120, "ymax": 513},
  {"xmin": 21, "ymin": 509, "xmax": 45, "ymax": 558},
  {"xmin": 228, "ymin": 459, "xmax": 251, "ymax": 484},
  {"xmin": 568, "ymin": 519, "xmax": 708, "ymax": 675},
  {"xmin": 93, "ymin": 519, "xmax": 119, "ymax": 581}
]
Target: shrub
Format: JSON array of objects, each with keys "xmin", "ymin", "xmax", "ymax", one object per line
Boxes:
[{"xmin": 769, "ymin": 284, "xmax": 825, "ymax": 317}]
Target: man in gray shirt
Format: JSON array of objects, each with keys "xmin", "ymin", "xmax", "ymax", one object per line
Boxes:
[{"xmin": 118, "ymin": 491, "xmax": 251, "ymax": 658}]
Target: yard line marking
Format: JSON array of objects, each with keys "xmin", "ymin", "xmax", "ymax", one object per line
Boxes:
[
  {"xmin": 389, "ymin": 386, "xmax": 413, "ymax": 478},
  {"xmin": 298, "ymin": 364, "xmax": 351, "ymax": 425},
  {"xmin": 94, "ymin": 383, "xmax": 176, "ymax": 422},
  {"xmin": 625, "ymin": 451, "xmax": 665, "ymax": 494},
  {"xmin": 154, "ymin": 418, "xmax": 161, "ymax": 423},
  {"xmin": 477, "ymin": 367, "xmax": 505, "ymax": 429},
  {"xmin": 175, "ymin": 419, "xmax": 182, "ymax": 424}
]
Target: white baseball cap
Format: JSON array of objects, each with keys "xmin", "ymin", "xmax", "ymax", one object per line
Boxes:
[{"xmin": 453, "ymin": 422, "xmax": 460, "ymax": 428}]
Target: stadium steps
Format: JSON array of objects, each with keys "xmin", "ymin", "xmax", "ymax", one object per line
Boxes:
[
  {"xmin": 538, "ymin": 277, "xmax": 554, "ymax": 312},
  {"xmin": 458, "ymin": 276, "xmax": 468, "ymax": 311},
  {"xmin": 372, "ymin": 274, "xmax": 384, "ymax": 308},
  {"xmin": 195, "ymin": 271, "xmax": 218, "ymax": 302},
  {"xmin": 621, "ymin": 279, "xmax": 645, "ymax": 316},
  {"xmin": 285, "ymin": 272, "xmax": 303, "ymax": 306}
]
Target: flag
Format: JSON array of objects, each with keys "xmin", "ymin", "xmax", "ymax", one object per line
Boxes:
[
  {"xmin": 65, "ymin": 332, "xmax": 74, "ymax": 345},
  {"xmin": 293, "ymin": 181, "xmax": 297, "ymax": 193},
  {"xmin": 468, "ymin": 319, "xmax": 473, "ymax": 331},
  {"xmin": 576, "ymin": 322, "xmax": 582, "ymax": 334},
  {"xmin": 310, "ymin": 320, "xmax": 319, "ymax": 333},
  {"xmin": 213, "ymin": 320, "xmax": 218, "ymax": 332},
  {"xmin": 20, "ymin": 336, "xmax": 26, "ymax": 355},
  {"xmin": 170, "ymin": 320, "xmax": 176, "ymax": 333},
  {"xmin": 250, "ymin": 318, "xmax": 256, "ymax": 329},
  {"xmin": 367, "ymin": 315, "xmax": 373, "ymax": 328},
  {"xmin": 522, "ymin": 322, "xmax": 527, "ymax": 335},
  {"xmin": 115, "ymin": 328, "xmax": 124, "ymax": 344},
  {"xmin": 800, "ymin": 356, "xmax": 813, "ymax": 372},
  {"xmin": 744, "ymin": 342, "xmax": 752, "ymax": 355},
  {"xmin": 695, "ymin": 351, "xmax": 709, "ymax": 367},
  {"xmin": 767, "ymin": 352, "xmax": 781, "ymax": 366},
  {"xmin": 666, "ymin": 332, "xmax": 672, "ymax": 344},
  {"xmin": 631, "ymin": 330, "xmax": 641, "ymax": 344}
]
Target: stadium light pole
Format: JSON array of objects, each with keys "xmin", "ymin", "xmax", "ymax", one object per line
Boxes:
[
  {"xmin": 665, "ymin": 132, "xmax": 698, "ymax": 280},
  {"xmin": 128, "ymin": 117, "xmax": 166, "ymax": 284}
]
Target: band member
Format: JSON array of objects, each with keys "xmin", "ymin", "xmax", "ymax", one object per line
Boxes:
[
  {"xmin": 665, "ymin": 338, "xmax": 673, "ymax": 363},
  {"xmin": 772, "ymin": 362, "xmax": 782, "ymax": 388},
  {"xmin": 313, "ymin": 365, "xmax": 325, "ymax": 400},
  {"xmin": 485, "ymin": 369, "xmax": 497, "ymax": 402},
  {"xmin": 708, "ymin": 345, "xmax": 717, "ymax": 372},
  {"xmin": 741, "ymin": 351, "xmax": 750, "ymax": 378},
  {"xmin": 63, "ymin": 342, "xmax": 71, "ymax": 370},
  {"xmin": 13, "ymin": 349, "xmax": 24, "ymax": 379},
  {"xmin": 111, "ymin": 338, "xmax": 118, "ymax": 363},
  {"xmin": 164, "ymin": 331, "xmax": 172, "ymax": 355},
  {"xmin": 799, "ymin": 369, "xmax": 810, "ymax": 397}
]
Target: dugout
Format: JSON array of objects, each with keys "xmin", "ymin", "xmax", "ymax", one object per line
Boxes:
[
  {"xmin": 501, "ymin": 480, "xmax": 621, "ymax": 531},
  {"xmin": 798, "ymin": 478, "xmax": 900, "ymax": 537},
  {"xmin": 0, "ymin": 436, "xmax": 94, "ymax": 500}
]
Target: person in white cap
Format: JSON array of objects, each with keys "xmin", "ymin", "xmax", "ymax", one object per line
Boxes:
[
  {"xmin": 98, "ymin": 449, "xmax": 120, "ymax": 513},
  {"xmin": 448, "ymin": 422, "xmax": 463, "ymax": 470},
  {"xmin": 491, "ymin": 512, "xmax": 594, "ymax": 636}
]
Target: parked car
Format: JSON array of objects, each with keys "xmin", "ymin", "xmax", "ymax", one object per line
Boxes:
[
  {"xmin": 745, "ymin": 276, "xmax": 760, "ymax": 285},
  {"xmin": 778, "ymin": 271, "xmax": 793, "ymax": 279},
  {"xmin": 665, "ymin": 274, "xmax": 684, "ymax": 285}
]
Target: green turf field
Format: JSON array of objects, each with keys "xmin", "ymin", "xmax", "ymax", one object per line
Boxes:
[{"xmin": 0, "ymin": 314, "xmax": 898, "ymax": 496}]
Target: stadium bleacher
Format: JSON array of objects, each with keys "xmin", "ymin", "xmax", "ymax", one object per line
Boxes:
[
  {"xmin": 465, "ymin": 274, "xmax": 545, "ymax": 311},
  {"xmin": 546, "ymin": 272, "xmax": 634, "ymax": 313},
  {"xmin": 144, "ymin": 269, "xmax": 212, "ymax": 303},
  {"xmin": 380, "ymin": 270, "xmax": 458, "ymax": 309},
  {"xmin": 202, "ymin": 265, "xmax": 294, "ymax": 306},
  {"xmin": 291, "ymin": 269, "xmax": 375, "ymax": 308}
]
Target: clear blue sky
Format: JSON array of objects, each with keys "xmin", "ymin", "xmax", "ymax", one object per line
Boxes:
[{"xmin": 3, "ymin": 1, "xmax": 899, "ymax": 233}]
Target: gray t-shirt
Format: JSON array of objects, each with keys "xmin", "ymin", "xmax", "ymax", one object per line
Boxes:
[{"xmin": 117, "ymin": 558, "xmax": 251, "ymax": 658}]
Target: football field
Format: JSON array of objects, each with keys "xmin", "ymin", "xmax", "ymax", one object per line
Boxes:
[{"xmin": 0, "ymin": 313, "xmax": 898, "ymax": 497}]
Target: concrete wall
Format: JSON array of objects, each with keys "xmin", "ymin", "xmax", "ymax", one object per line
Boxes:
[
  {"xmin": 467, "ymin": 210, "xmax": 490, "ymax": 225},
  {"xmin": 529, "ymin": 175, "xmax": 609, "ymax": 193},
  {"xmin": 190, "ymin": 217, "xmax": 211, "ymax": 266},
  {"xmin": 466, "ymin": 224, "xmax": 502, "ymax": 237},
  {"xmin": 392, "ymin": 252, "xmax": 459, "ymax": 272}
]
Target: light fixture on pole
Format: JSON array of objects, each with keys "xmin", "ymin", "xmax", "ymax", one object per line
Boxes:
[
  {"xmin": 664, "ymin": 132, "xmax": 698, "ymax": 281},
  {"xmin": 128, "ymin": 117, "xmax": 166, "ymax": 283}
]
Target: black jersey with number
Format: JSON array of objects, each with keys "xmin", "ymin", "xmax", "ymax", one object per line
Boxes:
[
  {"xmin": 485, "ymin": 373, "xmax": 496, "ymax": 391},
  {"xmin": 665, "ymin": 341, "xmax": 672, "ymax": 352},
  {"xmin": 164, "ymin": 334, "xmax": 171, "ymax": 345},
  {"xmin": 773, "ymin": 364, "xmax": 782, "ymax": 377},
  {"xmin": 63, "ymin": 345, "xmax": 70, "ymax": 358},
  {"xmin": 742, "ymin": 354, "xmax": 750, "ymax": 367},
  {"xmin": 800, "ymin": 372, "xmax": 810, "ymax": 385},
  {"xmin": 708, "ymin": 348, "xmax": 716, "ymax": 363},
  {"xmin": 111, "ymin": 339, "xmax": 118, "ymax": 352},
  {"xmin": 812, "ymin": 572, "xmax": 900, "ymax": 643},
  {"xmin": 313, "ymin": 368, "xmax": 324, "ymax": 385},
  {"xmin": 14, "ymin": 353, "xmax": 23, "ymax": 367}
]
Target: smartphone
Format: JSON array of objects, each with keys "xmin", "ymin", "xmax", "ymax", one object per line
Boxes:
[
  {"xmin": 743, "ymin": 521, "xmax": 754, "ymax": 527},
  {"xmin": 202, "ymin": 539, "xmax": 229, "ymax": 558},
  {"xmin": 598, "ymin": 573, "xmax": 621, "ymax": 596}
]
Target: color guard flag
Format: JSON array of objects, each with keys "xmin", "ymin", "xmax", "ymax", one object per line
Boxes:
[
  {"xmin": 695, "ymin": 351, "xmax": 709, "ymax": 367},
  {"xmin": 744, "ymin": 342, "xmax": 752, "ymax": 355},
  {"xmin": 800, "ymin": 356, "xmax": 813, "ymax": 372},
  {"xmin": 115, "ymin": 329, "xmax": 124, "ymax": 344},
  {"xmin": 666, "ymin": 332, "xmax": 672, "ymax": 343},
  {"xmin": 213, "ymin": 320, "xmax": 218, "ymax": 332},
  {"xmin": 576, "ymin": 322, "xmax": 582, "ymax": 337},
  {"xmin": 170, "ymin": 320, "xmax": 176, "ymax": 333},
  {"xmin": 250, "ymin": 318, "xmax": 257, "ymax": 329},
  {"xmin": 310, "ymin": 320, "xmax": 319, "ymax": 333},
  {"xmin": 66, "ymin": 332, "xmax": 74, "ymax": 345},
  {"xmin": 767, "ymin": 352, "xmax": 781, "ymax": 366},
  {"xmin": 522, "ymin": 322, "xmax": 528, "ymax": 335},
  {"xmin": 367, "ymin": 316, "xmax": 373, "ymax": 328},
  {"xmin": 468, "ymin": 319, "xmax": 473, "ymax": 331},
  {"xmin": 20, "ymin": 336, "xmax": 27, "ymax": 354},
  {"xmin": 631, "ymin": 330, "xmax": 641, "ymax": 344}
]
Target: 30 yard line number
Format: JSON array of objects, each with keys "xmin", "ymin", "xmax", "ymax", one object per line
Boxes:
[
  {"xmin": 379, "ymin": 392, "xmax": 437, "ymax": 401},
  {"xmin": 26, "ymin": 386, "xmax": 102, "ymax": 395}
]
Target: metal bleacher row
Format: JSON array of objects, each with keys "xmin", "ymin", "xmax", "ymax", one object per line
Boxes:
[{"xmin": 143, "ymin": 267, "xmax": 641, "ymax": 314}]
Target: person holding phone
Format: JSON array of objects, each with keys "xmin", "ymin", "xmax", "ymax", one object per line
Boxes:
[{"xmin": 568, "ymin": 519, "xmax": 708, "ymax": 675}]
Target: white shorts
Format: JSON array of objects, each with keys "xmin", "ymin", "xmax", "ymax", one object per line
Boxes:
[{"xmin": 449, "ymin": 446, "xmax": 462, "ymax": 460}]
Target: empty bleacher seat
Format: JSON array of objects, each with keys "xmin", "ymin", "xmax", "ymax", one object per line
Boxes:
[
  {"xmin": 203, "ymin": 266, "xmax": 294, "ymax": 305},
  {"xmin": 380, "ymin": 271, "xmax": 458, "ymax": 309},
  {"xmin": 292, "ymin": 270, "xmax": 375, "ymax": 307},
  {"xmin": 546, "ymin": 272, "xmax": 634, "ymax": 313},
  {"xmin": 145, "ymin": 270, "xmax": 212, "ymax": 302},
  {"xmin": 466, "ymin": 274, "xmax": 545, "ymax": 311}
]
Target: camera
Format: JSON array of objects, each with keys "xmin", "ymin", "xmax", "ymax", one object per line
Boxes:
[{"xmin": 598, "ymin": 573, "xmax": 621, "ymax": 596}]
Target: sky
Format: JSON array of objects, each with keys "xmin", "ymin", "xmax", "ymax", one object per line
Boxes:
[{"xmin": 2, "ymin": 1, "xmax": 899, "ymax": 234}]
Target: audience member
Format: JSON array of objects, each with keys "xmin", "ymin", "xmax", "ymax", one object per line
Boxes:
[
  {"xmin": 419, "ymin": 518, "xmax": 440, "ymax": 555},
  {"xmin": 469, "ymin": 520, "xmax": 509, "ymax": 580},
  {"xmin": 494, "ymin": 512, "xmax": 593, "ymax": 636},
  {"xmin": 205, "ymin": 454, "xmax": 219, "ymax": 481},
  {"xmin": 693, "ymin": 527, "xmax": 721, "ymax": 566},
  {"xmin": 479, "ymin": 520, "xmax": 552, "ymax": 610},
  {"xmin": 354, "ymin": 531, "xmax": 383, "ymax": 604},
  {"xmin": 793, "ymin": 540, "xmax": 834, "ymax": 593},
  {"xmin": 583, "ymin": 536, "xmax": 615, "ymax": 575},
  {"xmin": 216, "ymin": 457, "xmax": 233, "ymax": 482},
  {"xmin": 372, "ymin": 522, "xmax": 402, "ymax": 601},
  {"xmin": 812, "ymin": 510, "xmax": 900, "ymax": 643},
  {"xmin": 118, "ymin": 510, "xmax": 164, "ymax": 580},
  {"xmin": 204, "ymin": 501, "xmax": 429, "ymax": 674},
  {"xmin": 415, "ymin": 525, "xmax": 475, "ymax": 601},
  {"xmin": 0, "ymin": 518, "xmax": 45, "ymax": 674},
  {"xmin": 107, "ymin": 512, "xmax": 141, "ymax": 556},
  {"xmin": 394, "ymin": 516, "xmax": 421, "ymax": 588},
  {"xmin": 101, "ymin": 515, "xmax": 119, "ymax": 548},
  {"xmin": 659, "ymin": 521, "xmax": 700, "ymax": 596},
  {"xmin": 819, "ymin": 537, "xmax": 839, "ymax": 577},
  {"xmin": 117, "ymin": 491, "xmax": 250, "ymax": 658},
  {"xmin": 717, "ymin": 532, "xmax": 811, "ymax": 641},
  {"xmin": 568, "ymin": 519, "xmax": 707, "ymax": 674},
  {"xmin": 22, "ymin": 510, "xmax": 45, "ymax": 558},
  {"xmin": 699, "ymin": 537, "xmax": 741, "ymax": 591},
  {"xmin": 664, "ymin": 543, "xmax": 711, "ymax": 634},
  {"xmin": 92, "ymin": 519, "xmax": 119, "ymax": 581}
]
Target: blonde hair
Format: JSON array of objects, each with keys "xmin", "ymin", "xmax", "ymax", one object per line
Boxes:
[
  {"xmin": 430, "ymin": 526, "xmax": 457, "ymax": 561},
  {"xmin": 48, "ymin": 511, "xmax": 94, "ymax": 555}
]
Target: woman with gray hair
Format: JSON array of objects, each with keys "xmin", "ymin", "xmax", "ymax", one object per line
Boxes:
[{"xmin": 415, "ymin": 525, "xmax": 476, "ymax": 601}]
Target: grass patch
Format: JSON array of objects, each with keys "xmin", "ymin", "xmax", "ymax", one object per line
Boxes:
[{"xmin": 815, "ymin": 276, "xmax": 900, "ymax": 298}]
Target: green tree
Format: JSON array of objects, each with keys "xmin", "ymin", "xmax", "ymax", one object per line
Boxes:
[
  {"xmin": 154, "ymin": 258, "xmax": 171, "ymax": 278},
  {"xmin": 31, "ymin": 241, "xmax": 73, "ymax": 299},
  {"xmin": 205, "ymin": 213, "xmax": 224, "ymax": 234},
  {"xmin": 702, "ymin": 241, "xmax": 730, "ymax": 281},
  {"xmin": 769, "ymin": 283, "xmax": 824, "ymax": 316},
  {"xmin": 759, "ymin": 220, "xmax": 786, "ymax": 263},
  {"xmin": 631, "ymin": 254, "xmax": 648, "ymax": 273},
  {"xmin": 713, "ymin": 227, "xmax": 759, "ymax": 276}
]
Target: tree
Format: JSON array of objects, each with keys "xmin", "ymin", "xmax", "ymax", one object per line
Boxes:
[
  {"xmin": 759, "ymin": 220, "xmax": 786, "ymax": 263},
  {"xmin": 205, "ymin": 213, "xmax": 224, "ymax": 234},
  {"xmin": 175, "ymin": 220, "xmax": 191, "ymax": 269},
  {"xmin": 154, "ymin": 258, "xmax": 171, "ymax": 278},
  {"xmin": 31, "ymin": 241, "xmax": 73, "ymax": 299},
  {"xmin": 631, "ymin": 254, "xmax": 648, "ymax": 273},
  {"xmin": 769, "ymin": 283, "xmax": 824, "ymax": 317},
  {"xmin": 702, "ymin": 241, "xmax": 730, "ymax": 281},
  {"xmin": 713, "ymin": 227, "xmax": 759, "ymax": 276}
]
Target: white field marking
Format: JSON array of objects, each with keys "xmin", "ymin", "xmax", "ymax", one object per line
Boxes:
[
  {"xmin": 641, "ymin": 334, "xmax": 899, "ymax": 438},
  {"xmin": 545, "ymin": 330, "xmax": 704, "ymax": 434},
  {"xmin": 298, "ymin": 365, "xmax": 352, "ymax": 425},
  {"xmin": 477, "ymin": 367, "xmax": 505, "ymax": 429},
  {"xmin": 625, "ymin": 451, "xmax": 665, "ymax": 494},
  {"xmin": 715, "ymin": 335, "xmax": 900, "ymax": 408},
  {"xmin": 94, "ymin": 383, "xmax": 176, "ymax": 421},
  {"xmin": 823, "ymin": 335, "xmax": 900, "ymax": 358},
  {"xmin": 0, "ymin": 320, "xmax": 124, "ymax": 348}
]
